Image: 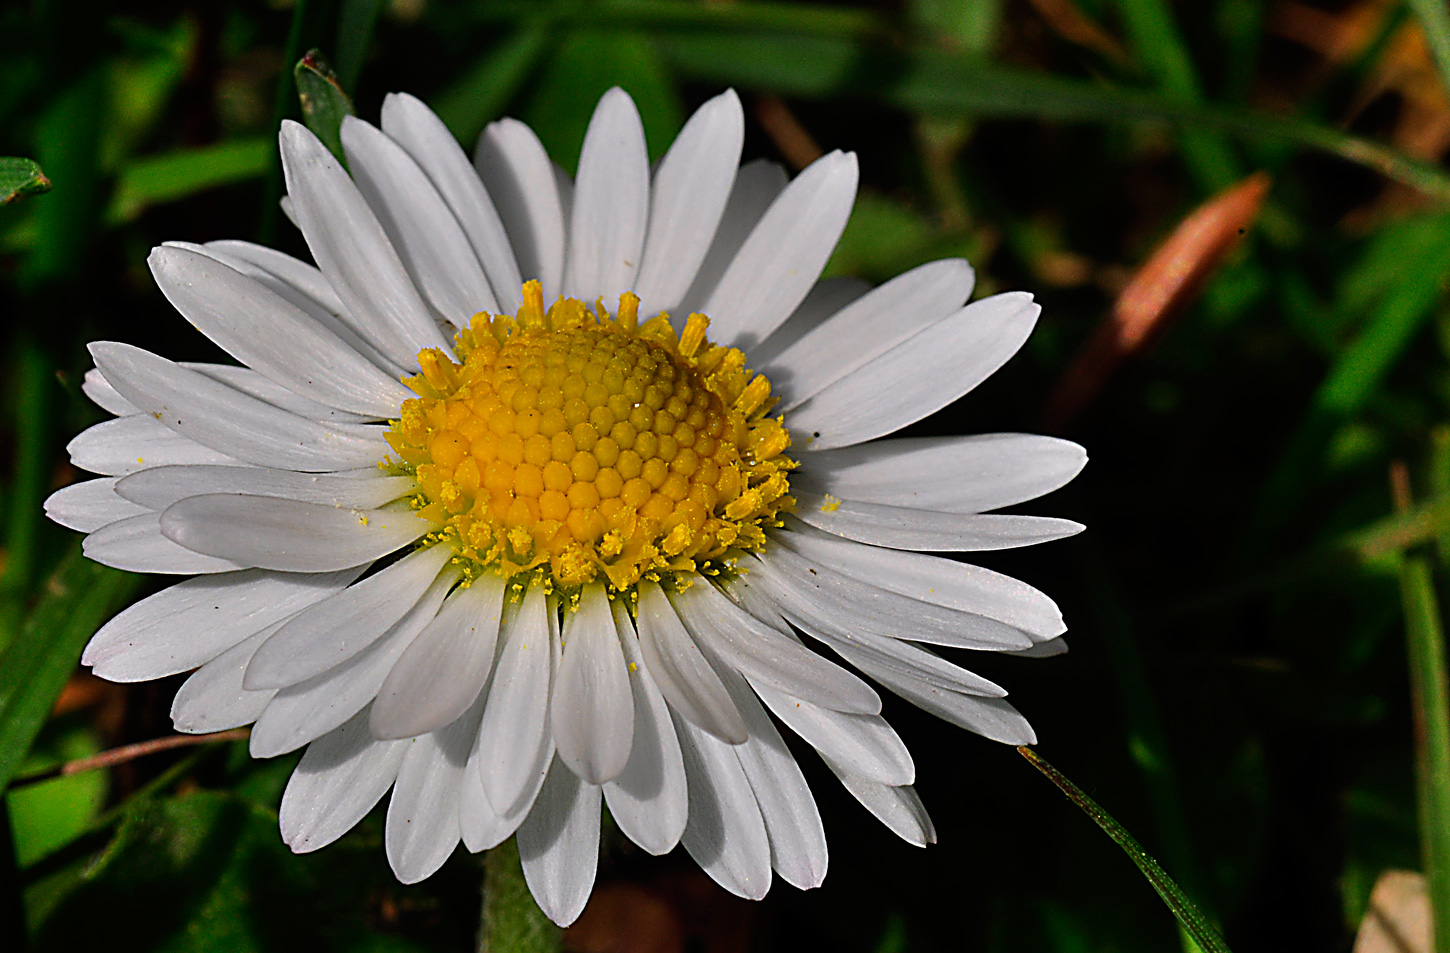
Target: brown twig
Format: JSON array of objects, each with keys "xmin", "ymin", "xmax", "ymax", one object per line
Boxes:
[
  {"xmin": 9, "ymin": 729, "xmax": 249, "ymax": 788},
  {"xmin": 755, "ymin": 94, "xmax": 823, "ymax": 170}
]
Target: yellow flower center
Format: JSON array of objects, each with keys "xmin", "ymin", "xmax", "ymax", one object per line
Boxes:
[{"xmin": 384, "ymin": 281, "xmax": 795, "ymax": 592}]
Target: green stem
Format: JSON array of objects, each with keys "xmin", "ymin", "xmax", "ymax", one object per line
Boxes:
[
  {"xmin": 0, "ymin": 339, "xmax": 51, "ymax": 655},
  {"xmin": 1019, "ymin": 747, "xmax": 1232, "ymax": 953},
  {"xmin": 479, "ymin": 838, "xmax": 559, "ymax": 953},
  {"xmin": 1392, "ymin": 464, "xmax": 1450, "ymax": 953},
  {"xmin": 259, "ymin": 0, "xmax": 316, "ymax": 242}
]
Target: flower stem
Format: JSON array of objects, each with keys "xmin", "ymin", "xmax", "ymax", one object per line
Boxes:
[
  {"xmin": 479, "ymin": 838, "xmax": 559, "ymax": 953},
  {"xmin": 1018, "ymin": 746, "xmax": 1232, "ymax": 953}
]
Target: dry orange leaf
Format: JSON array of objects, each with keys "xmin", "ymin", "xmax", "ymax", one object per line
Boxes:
[{"xmin": 1044, "ymin": 171, "xmax": 1272, "ymax": 430}]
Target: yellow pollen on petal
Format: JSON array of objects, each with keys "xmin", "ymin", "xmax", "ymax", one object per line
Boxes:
[{"xmin": 384, "ymin": 280, "xmax": 796, "ymax": 592}]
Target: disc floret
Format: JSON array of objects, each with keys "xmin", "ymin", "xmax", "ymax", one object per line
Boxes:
[{"xmin": 384, "ymin": 281, "xmax": 795, "ymax": 592}]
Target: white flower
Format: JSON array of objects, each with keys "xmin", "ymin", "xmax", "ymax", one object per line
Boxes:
[{"xmin": 46, "ymin": 87, "xmax": 1085, "ymax": 925}]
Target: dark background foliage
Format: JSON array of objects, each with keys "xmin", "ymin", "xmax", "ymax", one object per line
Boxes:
[{"xmin": 4, "ymin": 0, "xmax": 1449, "ymax": 950}]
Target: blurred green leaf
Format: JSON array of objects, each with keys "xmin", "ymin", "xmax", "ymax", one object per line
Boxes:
[
  {"xmin": 482, "ymin": 838, "xmax": 559, "ymax": 953},
  {"xmin": 433, "ymin": 25, "xmax": 550, "ymax": 144},
  {"xmin": 654, "ymin": 33, "xmax": 1450, "ymax": 203},
  {"xmin": 6, "ymin": 723, "xmax": 106, "ymax": 867},
  {"xmin": 471, "ymin": 0, "xmax": 884, "ymax": 37},
  {"xmin": 30, "ymin": 792, "xmax": 431, "ymax": 952},
  {"xmin": 0, "ymin": 159, "xmax": 50, "ymax": 205},
  {"xmin": 294, "ymin": 50, "xmax": 354, "ymax": 165},
  {"xmin": 522, "ymin": 30, "xmax": 682, "ymax": 170},
  {"xmin": 1020, "ymin": 747, "xmax": 1233, "ymax": 953},
  {"xmin": 333, "ymin": 0, "xmax": 384, "ymax": 92},
  {"xmin": 1407, "ymin": 0, "xmax": 1450, "ymax": 103},
  {"xmin": 0, "ymin": 550, "xmax": 136, "ymax": 793},
  {"xmin": 106, "ymin": 138, "xmax": 270, "ymax": 224}
]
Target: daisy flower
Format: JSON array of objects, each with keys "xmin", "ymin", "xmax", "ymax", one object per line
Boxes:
[{"xmin": 46, "ymin": 87, "xmax": 1085, "ymax": 925}]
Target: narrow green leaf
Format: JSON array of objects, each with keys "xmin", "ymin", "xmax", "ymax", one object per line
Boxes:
[
  {"xmin": 433, "ymin": 25, "xmax": 550, "ymax": 143},
  {"xmin": 470, "ymin": 0, "xmax": 884, "ymax": 37},
  {"xmin": 333, "ymin": 0, "xmax": 385, "ymax": 92},
  {"xmin": 1019, "ymin": 747, "xmax": 1233, "ymax": 953},
  {"xmin": 653, "ymin": 32, "xmax": 1450, "ymax": 203},
  {"xmin": 0, "ymin": 341, "xmax": 55, "ymax": 657},
  {"xmin": 482, "ymin": 838, "xmax": 560, "ymax": 953},
  {"xmin": 294, "ymin": 50, "xmax": 355, "ymax": 165},
  {"xmin": 0, "ymin": 158, "xmax": 50, "ymax": 205},
  {"xmin": 105, "ymin": 138, "xmax": 270, "ymax": 224},
  {"xmin": 1407, "ymin": 0, "xmax": 1450, "ymax": 104},
  {"xmin": 0, "ymin": 549, "xmax": 137, "ymax": 792}
]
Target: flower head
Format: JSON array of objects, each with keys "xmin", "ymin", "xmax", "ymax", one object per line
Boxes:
[{"xmin": 47, "ymin": 87, "xmax": 1085, "ymax": 925}]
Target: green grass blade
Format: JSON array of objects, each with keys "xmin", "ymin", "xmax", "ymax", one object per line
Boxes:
[
  {"xmin": 653, "ymin": 33, "xmax": 1450, "ymax": 203},
  {"xmin": 1399, "ymin": 465, "xmax": 1450, "ymax": 953},
  {"xmin": 0, "ymin": 341, "xmax": 54, "ymax": 656},
  {"xmin": 470, "ymin": 0, "xmax": 884, "ymax": 37},
  {"xmin": 1407, "ymin": 0, "xmax": 1450, "ymax": 104},
  {"xmin": 1019, "ymin": 747, "xmax": 1233, "ymax": 953},
  {"xmin": 333, "ymin": 0, "xmax": 384, "ymax": 93},
  {"xmin": 0, "ymin": 158, "xmax": 50, "ymax": 205},
  {"xmin": 0, "ymin": 550, "xmax": 137, "ymax": 793},
  {"xmin": 105, "ymin": 139, "xmax": 270, "ymax": 224},
  {"xmin": 294, "ymin": 50, "xmax": 355, "ymax": 165},
  {"xmin": 432, "ymin": 25, "xmax": 550, "ymax": 143},
  {"xmin": 481, "ymin": 838, "xmax": 559, "ymax": 953}
]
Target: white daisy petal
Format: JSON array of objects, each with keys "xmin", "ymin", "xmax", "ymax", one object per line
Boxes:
[
  {"xmin": 244, "ymin": 545, "xmax": 456, "ymax": 690},
  {"xmin": 635, "ymin": 581, "xmax": 747, "ymax": 744},
  {"xmin": 717, "ymin": 665, "xmax": 827, "ymax": 889},
  {"xmin": 382, "ymin": 93, "xmax": 524, "ymax": 314},
  {"xmin": 517, "ymin": 755, "xmax": 602, "ymax": 928},
  {"xmin": 768, "ymin": 259, "xmax": 975, "ymax": 410},
  {"xmin": 182, "ymin": 362, "xmax": 376, "ymax": 425},
  {"xmin": 44, "ymin": 478, "xmax": 148, "ymax": 532},
  {"xmin": 84, "ymin": 566, "xmax": 359, "ymax": 682},
  {"xmin": 853, "ymin": 652, "xmax": 1037, "ymax": 744},
  {"xmin": 790, "ymin": 292, "xmax": 1040, "ymax": 450},
  {"xmin": 116, "ymin": 465, "xmax": 412, "ymax": 511},
  {"xmin": 158, "ymin": 495, "xmax": 431, "ymax": 572},
  {"xmin": 386, "ymin": 697, "xmax": 481, "ymax": 883},
  {"xmin": 279, "ymin": 120, "xmax": 451, "ymax": 366},
  {"xmin": 1011, "ymin": 638, "xmax": 1069, "ymax": 658},
  {"xmin": 747, "ymin": 548, "xmax": 1032, "ymax": 650},
  {"xmin": 342, "ymin": 115, "xmax": 498, "ymax": 323},
  {"xmin": 200, "ymin": 240, "xmax": 404, "ymax": 376},
  {"xmin": 749, "ymin": 679, "xmax": 913, "ymax": 785},
  {"xmin": 799, "ymin": 434, "xmax": 1087, "ymax": 513},
  {"xmin": 280, "ymin": 706, "xmax": 410, "ymax": 853},
  {"xmin": 171, "ymin": 626, "xmax": 278, "ymax": 733},
  {"xmin": 475, "ymin": 584, "xmax": 556, "ymax": 816},
  {"xmin": 249, "ymin": 570, "xmax": 456, "ymax": 758},
  {"xmin": 677, "ymin": 160, "xmax": 788, "ymax": 317},
  {"xmin": 810, "ymin": 628, "xmax": 1006, "ymax": 697},
  {"xmin": 776, "ymin": 521, "xmax": 1065, "ymax": 639},
  {"xmin": 68, "ymin": 414, "xmax": 239, "ymax": 476},
  {"xmin": 84, "ymin": 513, "xmax": 244, "ymax": 575},
  {"xmin": 562, "ymin": 88, "xmax": 649, "ymax": 304},
  {"xmin": 668, "ymin": 578, "xmax": 880, "ymax": 715},
  {"xmin": 703, "ymin": 151, "xmax": 858, "ymax": 347},
  {"xmin": 822, "ymin": 757, "xmax": 936, "ymax": 847},
  {"xmin": 674, "ymin": 711, "xmax": 772, "ymax": 900},
  {"xmin": 475, "ymin": 118, "xmax": 565, "ymax": 298},
  {"xmin": 792, "ymin": 493, "xmax": 1085, "ymax": 553},
  {"xmin": 82, "ymin": 367, "xmax": 137, "ymax": 416},
  {"xmin": 148, "ymin": 244, "xmax": 411, "ymax": 417},
  {"xmin": 602, "ymin": 598, "xmax": 688, "ymax": 856},
  {"xmin": 634, "ymin": 90, "xmax": 744, "ymax": 312},
  {"xmin": 89, "ymin": 342, "xmax": 386, "ymax": 472},
  {"xmin": 552, "ymin": 583, "xmax": 634, "ymax": 785},
  {"xmin": 747, "ymin": 276, "xmax": 870, "ymax": 365},
  {"xmin": 372, "ymin": 573, "xmax": 505, "ymax": 740}
]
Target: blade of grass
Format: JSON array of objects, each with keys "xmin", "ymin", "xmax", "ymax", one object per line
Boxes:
[
  {"xmin": 1390, "ymin": 463, "xmax": 1450, "ymax": 953},
  {"xmin": 652, "ymin": 32, "xmax": 1450, "ymax": 203},
  {"xmin": 432, "ymin": 24, "xmax": 551, "ymax": 143},
  {"xmin": 1019, "ymin": 747, "xmax": 1232, "ymax": 953},
  {"xmin": 481, "ymin": 837, "xmax": 559, "ymax": 953},
  {"xmin": 469, "ymin": 0, "xmax": 885, "ymax": 37},
  {"xmin": 333, "ymin": 0, "xmax": 384, "ymax": 93},
  {"xmin": 105, "ymin": 138, "xmax": 270, "ymax": 225},
  {"xmin": 260, "ymin": 0, "xmax": 318, "ymax": 242},
  {"xmin": 0, "ymin": 549, "xmax": 138, "ymax": 793},
  {"xmin": 0, "ymin": 342, "xmax": 53, "ymax": 656},
  {"xmin": 1407, "ymin": 0, "xmax": 1450, "ymax": 103},
  {"xmin": 0, "ymin": 158, "xmax": 50, "ymax": 205},
  {"xmin": 1113, "ymin": 0, "xmax": 1239, "ymax": 190}
]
